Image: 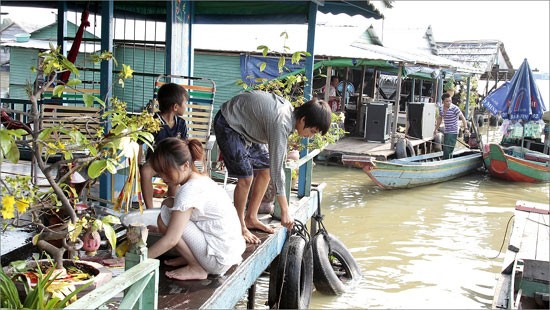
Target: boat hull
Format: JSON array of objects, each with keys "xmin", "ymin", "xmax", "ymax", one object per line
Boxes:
[
  {"xmin": 342, "ymin": 150, "xmax": 483, "ymax": 189},
  {"xmin": 483, "ymin": 143, "xmax": 550, "ymax": 183}
]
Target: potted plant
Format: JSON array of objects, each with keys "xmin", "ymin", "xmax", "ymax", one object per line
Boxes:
[
  {"xmin": 0, "ymin": 44, "xmax": 158, "ymax": 302},
  {"xmin": 443, "ymin": 75, "xmax": 456, "ymax": 96}
]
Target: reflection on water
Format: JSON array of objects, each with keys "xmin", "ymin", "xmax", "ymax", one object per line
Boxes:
[
  {"xmin": 307, "ymin": 165, "xmax": 548, "ymax": 309},
  {"xmin": 241, "ymin": 164, "xmax": 549, "ymax": 309}
]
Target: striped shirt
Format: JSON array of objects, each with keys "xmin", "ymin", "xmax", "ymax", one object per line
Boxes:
[
  {"xmin": 439, "ymin": 104, "xmax": 463, "ymax": 134},
  {"xmin": 220, "ymin": 90, "xmax": 295, "ymax": 197}
]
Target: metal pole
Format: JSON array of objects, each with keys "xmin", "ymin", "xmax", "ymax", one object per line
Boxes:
[
  {"xmin": 99, "ymin": 0, "xmax": 113, "ymax": 202},
  {"xmin": 465, "ymin": 76, "xmax": 471, "ymax": 120}
]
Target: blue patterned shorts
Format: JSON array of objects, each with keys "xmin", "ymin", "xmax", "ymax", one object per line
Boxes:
[{"xmin": 214, "ymin": 111, "xmax": 270, "ymax": 178}]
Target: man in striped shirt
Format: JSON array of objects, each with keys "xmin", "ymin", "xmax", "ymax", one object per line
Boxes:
[
  {"xmin": 434, "ymin": 93, "xmax": 469, "ymax": 159},
  {"xmin": 214, "ymin": 91, "xmax": 332, "ymax": 244}
]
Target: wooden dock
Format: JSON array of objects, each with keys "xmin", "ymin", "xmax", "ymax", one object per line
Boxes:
[
  {"xmin": 492, "ymin": 200, "xmax": 550, "ymax": 309},
  {"xmin": 319, "ymin": 135, "xmax": 436, "ymax": 163},
  {"xmin": 2, "ymin": 152, "xmax": 325, "ymax": 309}
]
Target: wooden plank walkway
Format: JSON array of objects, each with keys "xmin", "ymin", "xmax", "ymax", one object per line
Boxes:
[
  {"xmin": 1, "ymin": 158, "xmax": 325, "ymax": 309},
  {"xmin": 492, "ymin": 200, "xmax": 550, "ymax": 309},
  {"xmin": 319, "ymin": 135, "xmax": 435, "ymax": 162},
  {"xmin": 155, "ymin": 185, "xmax": 323, "ymax": 309}
]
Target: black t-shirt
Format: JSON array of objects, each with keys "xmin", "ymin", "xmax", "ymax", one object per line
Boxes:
[{"xmin": 145, "ymin": 113, "xmax": 188, "ymax": 159}]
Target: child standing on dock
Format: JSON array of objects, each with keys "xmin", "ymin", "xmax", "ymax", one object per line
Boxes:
[
  {"xmin": 214, "ymin": 90, "xmax": 332, "ymax": 244},
  {"xmin": 434, "ymin": 92, "xmax": 469, "ymax": 159},
  {"xmin": 147, "ymin": 138, "xmax": 245, "ymax": 280}
]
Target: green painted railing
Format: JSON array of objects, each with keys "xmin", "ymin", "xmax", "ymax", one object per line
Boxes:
[{"xmin": 66, "ymin": 258, "xmax": 159, "ymax": 310}]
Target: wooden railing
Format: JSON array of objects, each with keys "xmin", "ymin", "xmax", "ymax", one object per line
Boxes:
[{"xmin": 66, "ymin": 224, "xmax": 159, "ymax": 310}]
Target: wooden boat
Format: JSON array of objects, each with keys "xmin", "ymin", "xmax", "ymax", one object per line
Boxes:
[
  {"xmin": 482, "ymin": 143, "xmax": 550, "ymax": 183},
  {"xmin": 492, "ymin": 200, "xmax": 549, "ymax": 309},
  {"xmin": 341, "ymin": 149, "xmax": 483, "ymax": 189}
]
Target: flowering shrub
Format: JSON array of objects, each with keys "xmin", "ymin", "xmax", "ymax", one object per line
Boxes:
[{"xmin": 0, "ymin": 44, "xmax": 158, "ymax": 270}]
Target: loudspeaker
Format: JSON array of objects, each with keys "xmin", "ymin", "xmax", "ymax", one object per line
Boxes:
[
  {"xmin": 407, "ymin": 102, "xmax": 436, "ymax": 139},
  {"xmin": 364, "ymin": 102, "xmax": 392, "ymax": 142}
]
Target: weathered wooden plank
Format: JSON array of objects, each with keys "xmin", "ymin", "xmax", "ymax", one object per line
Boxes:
[
  {"xmin": 66, "ymin": 258, "xmax": 160, "ymax": 309},
  {"xmin": 534, "ymin": 213, "xmax": 550, "ymax": 262},
  {"xmin": 517, "ymin": 212, "xmax": 546, "ymax": 261},
  {"xmin": 507, "ymin": 210, "xmax": 528, "ymax": 253},
  {"xmin": 200, "ymin": 188, "xmax": 322, "ymax": 309}
]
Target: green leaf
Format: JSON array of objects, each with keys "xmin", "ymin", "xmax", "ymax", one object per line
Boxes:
[
  {"xmin": 105, "ymin": 160, "xmax": 117, "ymax": 174},
  {"xmin": 101, "ymin": 215, "xmax": 121, "ymax": 225},
  {"xmin": 6, "ymin": 142, "xmax": 20, "ymax": 163},
  {"xmin": 257, "ymin": 45, "xmax": 269, "ymax": 56},
  {"xmin": 55, "ymin": 281, "xmax": 92, "ymax": 309},
  {"xmin": 88, "ymin": 160, "xmax": 107, "ymax": 179},
  {"xmin": 277, "ymin": 57, "xmax": 285, "ymax": 72},
  {"xmin": 94, "ymin": 96, "xmax": 105, "ymax": 107},
  {"xmin": 82, "ymin": 93, "xmax": 95, "ymax": 107},
  {"xmin": 32, "ymin": 233, "xmax": 41, "ymax": 245},
  {"xmin": 66, "ymin": 78, "xmax": 82, "ymax": 86},
  {"xmin": 259, "ymin": 62, "xmax": 267, "ymax": 72},
  {"xmin": 61, "ymin": 58, "xmax": 79, "ymax": 75},
  {"xmin": 9, "ymin": 260, "xmax": 28, "ymax": 272},
  {"xmin": 103, "ymin": 223, "xmax": 117, "ymax": 251},
  {"xmin": 52, "ymin": 85, "xmax": 65, "ymax": 97},
  {"xmin": 87, "ymin": 145, "xmax": 98, "ymax": 157}
]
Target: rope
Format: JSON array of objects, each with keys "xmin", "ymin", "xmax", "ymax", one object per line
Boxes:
[
  {"xmin": 488, "ymin": 214, "xmax": 515, "ymax": 259},
  {"xmin": 275, "ymin": 219, "xmax": 310, "ymax": 307},
  {"xmin": 404, "ymin": 133, "xmax": 471, "ymax": 150}
]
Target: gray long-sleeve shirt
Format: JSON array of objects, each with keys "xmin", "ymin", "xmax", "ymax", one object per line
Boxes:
[{"xmin": 220, "ymin": 90, "xmax": 295, "ymax": 197}]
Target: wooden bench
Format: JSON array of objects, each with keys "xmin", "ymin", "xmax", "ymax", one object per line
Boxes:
[
  {"xmin": 42, "ymin": 87, "xmax": 101, "ymax": 106},
  {"xmin": 40, "ymin": 104, "xmax": 101, "ymax": 140}
]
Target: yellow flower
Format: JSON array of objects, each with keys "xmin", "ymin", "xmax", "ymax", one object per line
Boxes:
[
  {"xmin": 119, "ymin": 64, "xmax": 134, "ymax": 79},
  {"xmin": 1, "ymin": 195, "xmax": 16, "ymax": 219},
  {"xmin": 15, "ymin": 198, "xmax": 30, "ymax": 214}
]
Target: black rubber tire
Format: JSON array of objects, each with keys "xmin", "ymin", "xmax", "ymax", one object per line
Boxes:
[
  {"xmin": 395, "ymin": 138, "xmax": 407, "ymax": 159},
  {"xmin": 267, "ymin": 255, "xmax": 281, "ymax": 308},
  {"xmin": 434, "ymin": 132, "xmax": 443, "ymax": 152},
  {"xmin": 269, "ymin": 235, "xmax": 313, "ymax": 309},
  {"xmin": 312, "ymin": 233, "xmax": 362, "ymax": 295},
  {"xmin": 406, "ymin": 138, "xmax": 416, "ymax": 157}
]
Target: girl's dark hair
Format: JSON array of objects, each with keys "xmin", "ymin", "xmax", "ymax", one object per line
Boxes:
[
  {"xmin": 150, "ymin": 138, "xmax": 205, "ymax": 175},
  {"xmin": 157, "ymin": 83, "xmax": 190, "ymax": 112},
  {"xmin": 293, "ymin": 97, "xmax": 332, "ymax": 135}
]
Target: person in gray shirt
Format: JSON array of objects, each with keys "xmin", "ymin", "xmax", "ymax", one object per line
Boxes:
[{"xmin": 214, "ymin": 90, "xmax": 332, "ymax": 244}]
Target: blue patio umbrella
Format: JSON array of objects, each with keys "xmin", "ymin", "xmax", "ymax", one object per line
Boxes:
[{"xmin": 482, "ymin": 58, "xmax": 546, "ymax": 121}]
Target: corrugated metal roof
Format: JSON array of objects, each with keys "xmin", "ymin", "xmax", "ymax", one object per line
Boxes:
[
  {"xmin": 436, "ymin": 40, "xmax": 514, "ymax": 73},
  {"xmin": 193, "ymin": 23, "xmax": 482, "ymax": 73},
  {"xmin": 2, "ymin": 39, "xmax": 101, "ymax": 53}
]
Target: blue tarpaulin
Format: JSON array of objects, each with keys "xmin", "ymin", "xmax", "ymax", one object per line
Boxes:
[{"xmin": 240, "ymin": 54, "xmax": 305, "ymax": 85}]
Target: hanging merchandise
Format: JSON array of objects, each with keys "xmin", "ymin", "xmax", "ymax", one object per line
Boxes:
[{"xmin": 510, "ymin": 121, "xmax": 524, "ymax": 139}]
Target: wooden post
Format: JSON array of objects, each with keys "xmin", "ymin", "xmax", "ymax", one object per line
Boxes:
[
  {"xmin": 356, "ymin": 65, "xmax": 366, "ymax": 136},
  {"xmin": 391, "ymin": 62, "xmax": 404, "ymax": 148},
  {"xmin": 125, "ymin": 223, "xmax": 158, "ymax": 309}
]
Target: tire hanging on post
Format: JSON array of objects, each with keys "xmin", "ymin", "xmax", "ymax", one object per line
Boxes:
[
  {"xmin": 311, "ymin": 232, "xmax": 362, "ymax": 295},
  {"xmin": 268, "ymin": 221, "xmax": 313, "ymax": 309}
]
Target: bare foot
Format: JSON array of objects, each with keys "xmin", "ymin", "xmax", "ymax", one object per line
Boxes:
[
  {"xmin": 242, "ymin": 227, "xmax": 261, "ymax": 244},
  {"xmin": 164, "ymin": 257, "xmax": 187, "ymax": 267},
  {"xmin": 245, "ymin": 218, "xmax": 275, "ymax": 234},
  {"xmin": 165, "ymin": 265, "xmax": 208, "ymax": 281}
]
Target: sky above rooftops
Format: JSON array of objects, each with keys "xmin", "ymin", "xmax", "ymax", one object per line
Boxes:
[
  {"xmin": 371, "ymin": 0, "xmax": 549, "ymax": 72},
  {"xmin": 1, "ymin": 1, "xmax": 548, "ymax": 73}
]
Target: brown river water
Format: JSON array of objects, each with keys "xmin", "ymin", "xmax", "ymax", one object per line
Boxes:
[{"xmin": 242, "ymin": 129, "xmax": 549, "ymax": 309}]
